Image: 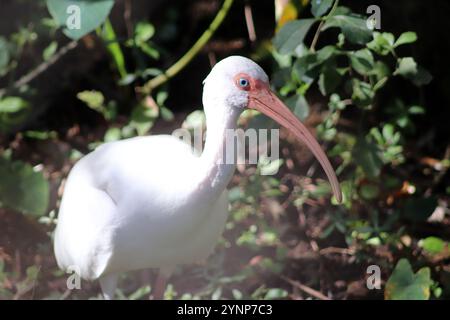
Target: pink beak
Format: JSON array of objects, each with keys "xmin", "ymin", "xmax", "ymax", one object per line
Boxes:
[{"xmin": 248, "ymin": 83, "xmax": 342, "ymax": 203}]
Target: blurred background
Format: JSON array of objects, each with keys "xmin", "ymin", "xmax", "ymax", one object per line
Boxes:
[{"xmin": 0, "ymin": 0, "xmax": 449, "ymax": 300}]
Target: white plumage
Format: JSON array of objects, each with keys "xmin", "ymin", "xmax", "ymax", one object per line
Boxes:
[{"xmin": 54, "ymin": 56, "xmax": 341, "ymax": 299}]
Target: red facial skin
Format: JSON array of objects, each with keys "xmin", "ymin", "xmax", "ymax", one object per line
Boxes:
[{"xmin": 233, "ymin": 73, "xmax": 342, "ymax": 203}]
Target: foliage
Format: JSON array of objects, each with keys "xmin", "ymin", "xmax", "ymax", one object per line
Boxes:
[
  {"xmin": 0, "ymin": 153, "xmax": 49, "ymax": 217},
  {"xmin": 0, "ymin": 0, "xmax": 448, "ymax": 301},
  {"xmin": 385, "ymin": 259, "xmax": 432, "ymax": 300}
]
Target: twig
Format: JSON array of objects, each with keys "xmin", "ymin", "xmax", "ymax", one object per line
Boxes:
[
  {"xmin": 13, "ymin": 265, "xmax": 41, "ymax": 300},
  {"xmin": 124, "ymin": 0, "xmax": 133, "ymax": 38},
  {"xmin": 310, "ymin": 20, "xmax": 325, "ymax": 52},
  {"xmin": 244, "ymin": 2, "xmax": 256, "ymax": 42},
  {"xmin": 0, "ymin": 40, "xmax": 78, "ymax": 97},
  {"xmin": 60, "ymin": 289, "xmax": 72, "ymax": 300},
  {"xmin": 280, "ymin": 275, "xmax": 331, "ymax": 300},
  {"xmin": 139, "ymin": 0, "xmax": 234, "ymax": 94},
  {"xmin": 319, "ymin": 247, "xmax": 355, "ymax": 256},
  {"xmin": 310, "ymin": 0, "xmax": 340, "ymax": 52}
]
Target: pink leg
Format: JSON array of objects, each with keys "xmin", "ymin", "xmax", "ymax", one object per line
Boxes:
[
  {"xmin": 149, "ymin": 267, "xmax": 174, "ymax": 300},
  {"xmin": 150, "ymin": 273, "xmax": 168, "ymax": 300}
]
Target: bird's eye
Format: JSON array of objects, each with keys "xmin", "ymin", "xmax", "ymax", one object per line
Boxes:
[{"xmin": 239, "ymin": 78, "xmax": 249, "ymax": 88}]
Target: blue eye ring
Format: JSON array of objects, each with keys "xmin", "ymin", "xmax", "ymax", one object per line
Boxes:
[{"xmin": 239, "ymin": 78, "xmax": 249, "ymax": 87}]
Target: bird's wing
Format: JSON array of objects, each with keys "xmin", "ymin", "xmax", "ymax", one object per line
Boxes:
[{"xmin": 54, "ymin": 134, "xmax": 197, "ymax": 279}]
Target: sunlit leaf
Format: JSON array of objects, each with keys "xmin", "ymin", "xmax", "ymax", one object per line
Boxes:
[
  {"xmin": 367, "ymin": 32, "xmax": 395, "ymax": 55},
  {"xmin": 419, "ymin": 237, "xmax": 445, "ymax": 254},
  {"xmin": 77, "ymin": 90, "xmax": 105, "ymax": 113},
  {"xmin": 349, "ymin": 49, "xmax": 374, "ymax": 76},
  {"xmin": 385, "ymin": 259, "xmax": 432, "ymax": 300},
  {"xmin": 0, "ymin": 97, "xmax": 29, "ymax": 113},
  {"xmin": 351, "ymin": 79, "xmax": 374, "ymax": 107},
  {"xmin": 135, "ymin": 22, "xmax": 155, "ymax": 43},
  {"xmin": 352, "ymin": 136, "xmax": 383, "ymax": 178},
  {"xmin": 264, "ymin": 288, "xmax": 288, "ymax": 299},
  {"xmin": 0, "ymin": 157, "xmax": 49, "ymax": 216},
  {"xmin": 46, "ymin": 0, "xmax": 115, "ymax": 40},
  {"xmin": 311, "ymin": 0, "xmax": 333, "ymax": 17},
  {"xmin": 273, "ymin": 19, "xmax": 316, "ymax": 55},
  {"xmin": 324, "ymin": 15, "xmax": 372, "ymax": 45},
  {"xmin": 394, "ymin": 57, "xmax": 417, "ymax": 78},
  {"xmin": 43, "ymin": 41, "xmax": 58, "ymax": 61},
  {"xmin": 394, "ymin": 32, "xmax": 417, "ymax": 48},
  {"xmin": 285, "ymin": 95, "xmax": 309, "ymax": 120}
]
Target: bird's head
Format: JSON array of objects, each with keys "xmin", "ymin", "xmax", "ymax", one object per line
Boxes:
[{"xmin": 203, "ymin": 56, "xmax": 342, "ymax": 203}]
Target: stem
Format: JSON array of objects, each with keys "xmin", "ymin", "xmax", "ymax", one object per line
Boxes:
[
  {"xmin": 102, "ymin": 18, "xmax": 128, "ymax": 78},
  {"xmin": 310, "ymin": 0, "xmax": 340, "ymax": 52},
  {"xmin": 0, "ymin": 41, "xmax": 78, "ymax": 97},
  {"xmin": 140, "ymin": 0, "xmax": 234, "ymax": 94}
]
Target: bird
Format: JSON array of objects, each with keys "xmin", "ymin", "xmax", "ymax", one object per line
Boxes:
[{"xmin": 54, "ymin": 56, "xmax": 342, "ymax": 300}]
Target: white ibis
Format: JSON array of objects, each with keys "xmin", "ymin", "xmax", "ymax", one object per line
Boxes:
[{"xmin": 54, "ymin": 56, "xmax": 341, "ymax": 300}]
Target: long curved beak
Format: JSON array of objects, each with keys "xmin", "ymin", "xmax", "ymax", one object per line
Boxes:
[{"xmin": 248, "ymin": 84, "xmax": 342, "ymax": 203}]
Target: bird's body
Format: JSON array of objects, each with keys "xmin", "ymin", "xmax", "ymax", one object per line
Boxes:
[
  {"xmin": 54, "ymin": 135, "xmax": 230, "ymax": 280},
  {"xmin": 54, "ymin": 56, "xmax": 341, "ymax": 299}
]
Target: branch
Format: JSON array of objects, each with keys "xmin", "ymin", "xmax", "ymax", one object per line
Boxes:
[
  {"xmin": 139, "ymin": 0, "xmax": 234, "ymax": 94},
  {"xmin": 0, "ymin": 40, "xmax": 78, "ymax": 97},
  {"xmin": 280, "ymin": 275, "xmax": 331, "ymax": 300},
  {"xmin": 310, "ymin": 0, "xmax": 340, "ymax": 52}
]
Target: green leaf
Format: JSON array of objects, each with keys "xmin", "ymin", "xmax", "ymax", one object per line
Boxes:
[
  {"xmin": 43, "ymin": 41, "xmax": 58, "ymax": 61},
  {"xmin": 360, "ymin": 184, "xmax": 379, "ymax": 200},
  {"xmin": 286, "ymin": 95, "xmax": 309, "ymax": 120},
  {"xmin": 135, "ymin": 22, "xmax": 155, "ymax": 43},
  {"xmin": 367, "ymin": 32, "xmax": 395, "ymax": 55},
  {"xmin": 0, "ymin": 97, "xmax": 29, "ymax": 113},
  {"xmin": 349, "ymin": 49, "xmax": 374, "ymax": 76},
  {"xmin": 0, "ymin": 36, "xmax": 10, "ymax": 72},
  {"xmin": 160, "ymin": 106, "xmax": 174, "ymax": 122},
  {"xmin": 128, "ymin": 285, "xmax": 150, "ymax": 300},
  {"xmin": 46, "ymin": 0, "xmax": 115, "ymax": 40},
  {"xmin": 104, "ymin": 127, "xmax": 122, "ymax": 142},
  {"xmin": 264, "ymin": 288, "xmax": 288, "ymax": 299},
  {"xmin": 371, "ymin": 61, "xmax": 391, "ymax": 84},
  {"xmin": 408, "ymin": 105, "xmax": 425, "ymax": 114},
  {"xmin": 316, "ymin": 45, "xmax": 337, "ymax": 61},
  {"xmin": 394, "ymin": 57, "xmax": 417, "ymax": 78},
  {"xmin": 0, "ymin": 157, "xmax": 49, "ymax": 216},
  {"xmin": 324, "ymin": 15, "xmax": 372, "ymax": 45},
  {"xmin": 352, "ymin": 136, "xmax": 383, "ymax": 178},
  {"xmin": 259, "ymin": 158, "xmax": 284, "ymax": 176},
  {"xmin": 273, "ymin": 19, "xmax": 316, "ymax": 55},
  {"xmin": 77, "ymin": 90, "xmax": 105, "ymax": 113},
  {"xmin": 351, "ymin": 79, "xmax": 374, "ymax": 107},
  {"xmin": 328, "ymin": 93, "xmax": 346, "ymax": 111},
  {"xmin": 385, "ymin": 259, "xmax": 432, "ymax": 300},
  {"xmin": 393, "ymin": 57, "xmax": 432, "ymax": 86},
  {"xmin": 318, "ymin": 61, "xmax": 341, "ymax": 95},
  {"xmin": 419, "ymin": 237, "xmax": 445, "ymax": 254},
  {"xmin": 129, "ymin": 104, "xmax": 157, "ymax": 136},
  {"xmin": 182, "ymin": 110, "xmax": 206, "ymax": 131},
  {"xmin": 293, "ymin": 53, "xmax": 321, "ymax": 83},
  {"xmin": 311, "ymin": 0, "xmax": 333, "ymax": 17},
  {"xmin": 232, "ymin": 289, "xmax": 243, "ymax": 300},
  {"xmin": 102, "ymin": 18, "xmax": 127, "ymax": 78},
  {"xmin": 394, "ymin": 32, "xmax": 417, "ymax": 47}
]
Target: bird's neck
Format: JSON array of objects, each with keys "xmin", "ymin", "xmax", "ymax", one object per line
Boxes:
[{"xmin": 195, "ymin": 106, "xmax": 239, "ymax": 203}]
